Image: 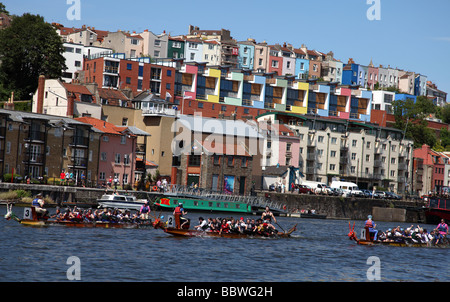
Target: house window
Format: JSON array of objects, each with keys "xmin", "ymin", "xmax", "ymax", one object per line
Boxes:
[
  {"xmin": 188, "ymin": 154, "xmax": 201, "ymax": 166},
  {"xmin": 228, "ymin": 156, "xmax": 234, "ymax": 166},
  {"xmin": 241, "ymin": 157, "xmax": 248, "ymax": 167},
  {"xmin": 121, "ymin": 135, "xmax": 126, "ymax": 144},
  {"xmin": 115, "ymin": 153, "xmax": 121, "ymax": 164}
]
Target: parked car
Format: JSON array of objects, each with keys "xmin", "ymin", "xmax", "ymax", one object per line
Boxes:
[
  {"xmin": 361, "ymin": 189, "xmax": 373, "ymax": 198},
  {"xmin": 330, "ymin": 188, "xmax": 343, "ymax": 196},
  {"xmin": 385, "ymin": 191, "xmax": 402, "ymax": 200},
  {"xmin": 297, "ymin": 184, "xmax": 313, "ymax": 194},
  {"xmin": 375, "ymin": 191, "xmax": 387, "ymax": 199}
]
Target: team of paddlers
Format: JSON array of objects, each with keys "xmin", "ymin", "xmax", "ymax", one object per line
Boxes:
[
  {"xmin": 364, "ymin": 215, "xmax": 449, "ymax": 245},
  {"xmin": 173, "ymin": 203, "xmax": 280, "ymax": 236},
  {"xmin": 50, "ymin": 203, "xmax": 154, "ymax": 224}
]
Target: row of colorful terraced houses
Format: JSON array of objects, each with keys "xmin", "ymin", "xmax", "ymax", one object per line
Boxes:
[{"xmin": 57, "ymin": 23, "xmax": 447, "ymax": 120}]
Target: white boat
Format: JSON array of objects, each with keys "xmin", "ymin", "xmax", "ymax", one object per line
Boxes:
[{"xmin": 97, "ymin": 194, "xmax": 148, "ymax": 211}]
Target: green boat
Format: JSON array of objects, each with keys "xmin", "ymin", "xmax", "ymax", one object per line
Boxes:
[{"xmin": 154, "ymin": 196, "xmax": 253, "ymax": 214}]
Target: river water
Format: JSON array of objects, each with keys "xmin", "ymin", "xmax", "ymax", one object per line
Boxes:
[{"xmin": 0, "ymin": 206, "xmax": 448, "ymax": 283}]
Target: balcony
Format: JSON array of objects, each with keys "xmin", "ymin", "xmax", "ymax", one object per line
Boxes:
[
  {"xmin": 25, "ymin": 131, "xmax": 45, "ymax": 143},
  {"xmin": 306, "ymin": 153, "xmax": 316, "ymax": 161},
  {"xmin": 70, "ymin": 136, "xmax": 89, "ymax": 147},
  {"xmin": 23, "ymin": 153, "xmax": 44, "ymax": 165},
  {"xmin": 104, "ymin": 66, "xmax": 118, "ymax": 74},
  {"xmin": 136, "ymin": 143, "xmax": 146, "ymax": 154},
  {"xmin": 69, "ymin": 156, "xmax": 88, "ymax": 168},
  {"xmin": 142, "ymin": 107, "xmax": 176, "ymax": 116},
  {"xmin": 398, "ymin": 162, "xmax": 408, "ymax": 170}
]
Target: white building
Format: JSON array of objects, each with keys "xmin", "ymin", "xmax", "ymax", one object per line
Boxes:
[
  {"xmin": 62, "ymin": 42, "xmax": 112, "ymax": 83},
  {"xmin": 371, "ymin": 90, "xmax": 395, "ymax": 114}
]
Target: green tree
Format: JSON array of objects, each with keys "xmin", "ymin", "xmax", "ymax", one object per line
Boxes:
[
  {"xmin": 392, "ymin": 96, "xmax": 438, "ymax": 148},
  {"xmin": 0, "ymin": 13, "xmax": 66, "ymax": 100},
  {"xmin": 0, "ymin": 2, "xmax": 8, "ymax": 15}
]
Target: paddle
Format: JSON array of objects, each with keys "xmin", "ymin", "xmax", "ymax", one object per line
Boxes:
[{"xmin": 275, "ymin": 222, "xmax": 286, "ymax": 233}]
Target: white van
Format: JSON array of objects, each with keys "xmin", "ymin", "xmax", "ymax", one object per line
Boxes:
[
  {"xmin": 301, "ymin": 181, "xmax": 332, "ymax": 195},
  {"xmin": 330, "ymin": 181, "xmax": 363, "ymax": 197}
]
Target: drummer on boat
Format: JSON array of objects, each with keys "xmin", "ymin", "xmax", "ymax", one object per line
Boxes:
[
  {"xmin": 173, "ymin": 202, "xmax": 189, "ymax": 229},
  {"xmin": 261, "ymin": 206, "xmax": 277, "ymax": 230},
  {"xmin": 365, "ymin": 215, "xmax": 378, "ymax": 241},
  {"xmin": 32, "ymin": 193, "xmax": 48, "ymax": 219}
]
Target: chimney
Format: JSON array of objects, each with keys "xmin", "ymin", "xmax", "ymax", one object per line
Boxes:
[
  {"xmin": 36, "ymin": 75, "xmax": 45, "ymax": 114},
  {"xmin": 4, "ymin": 91, "xmax": 14, "ymax": 110},
  {"xmin": 67, "ymin": 92, "xmax": 75, "ymax": 117}
]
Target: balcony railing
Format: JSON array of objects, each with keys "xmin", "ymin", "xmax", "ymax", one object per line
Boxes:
[
  {"xmin": 136, "ymin": 143, "xmax": 146, "ymax": 154},
  {"xmin": 25, "ymin": 131, "xmax": 45, "ymax": 142},
  {"xmin": 69, "ymin": 156, "xmax": 88, "ymax": 167},
  {"xmin": 23, "ymin": 153, "xmax": 45, "ymax": 165},
  {"xmin": 70, "ymin": 136, "xmax": 89, "ymax": 147},
  {"xmin": 142, "ymin": 107, "xmax": 176, "ymax": 116}
]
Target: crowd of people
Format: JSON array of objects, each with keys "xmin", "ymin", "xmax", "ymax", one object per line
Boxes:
[
  {"xmin": 191, "ymin": 206, "xmax": 280, "ymax": 236},
  {"xmin": 50, "ymin": 203, "xmax": 153, "ymax": 224},
  {"xmin": 365, "ymin": 216, "xmax": 449, "ymax": 245},
  {"xmin": 194, "ymin": 216, "xmax": 279, "ymax": 236}
]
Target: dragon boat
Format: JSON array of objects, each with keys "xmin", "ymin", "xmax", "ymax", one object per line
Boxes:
[
  {"xmin": 347, "ymin": 222, "xmax": 449, "ymax": 247},
  {"xmin": 160, "ymin": 215, "xmax": 297, "ymax": 238},
  {"xmin": 4, "ymin": 204, "xmax": 157, "ymax": 229}
]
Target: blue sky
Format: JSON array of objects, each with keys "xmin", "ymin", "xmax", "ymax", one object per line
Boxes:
[{"xmin": 4, "ymin": 0, "xmax": 450, "ymax": 94}]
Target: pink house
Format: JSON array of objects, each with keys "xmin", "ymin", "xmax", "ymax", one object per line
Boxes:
[
  {"xmin": 367, "ymin": 60, "xmax": 379, "ymax": 90},
  {"xmin": 273, "ymin": 123, "xmax": 300, "ymax": 167},
  {"xmin": 76, "ymin": 117, "xmax": 137, "ymax": 188}
]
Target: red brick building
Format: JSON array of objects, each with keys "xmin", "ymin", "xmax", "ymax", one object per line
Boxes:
[{"xmin": 83, "ymin": 56, "xmax": 175, "ymax": 101}]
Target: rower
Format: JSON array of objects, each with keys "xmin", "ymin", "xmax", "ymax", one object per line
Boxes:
[
  {"xmin": 173, "ymin": 203, "xmax": 189, "ymax": 229},
  {"xmin": 365, "ymin": 215, "xmax": 378, "ymax": 241}
]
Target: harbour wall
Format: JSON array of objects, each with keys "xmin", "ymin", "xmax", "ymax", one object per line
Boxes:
[
  {"xmin": 0, "ymin": 183, "xmax": 427, "ymax": 223},
  {"xmin": 263, "ymin": 192, "xmax": 426, "ymax": 223}
]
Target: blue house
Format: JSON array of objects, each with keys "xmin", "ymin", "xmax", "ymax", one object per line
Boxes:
[
  {"xmin": 342, "ymin": 59, "xmax": 359, "ymax": 86},
  {"xmin": 395, "ymin": 93, "xmax": 417, "ymax": 103},
  {"xmin": 238, "ymin": 43, "xmax": 255, "ymax": 70}
]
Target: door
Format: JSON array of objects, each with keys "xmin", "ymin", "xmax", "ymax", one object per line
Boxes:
[{"xmin": 239, "ymin": 176, "xmax": 246, "ymax": 195}]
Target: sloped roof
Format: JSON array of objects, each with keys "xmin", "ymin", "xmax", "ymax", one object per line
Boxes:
[{"xmin": 75, "ymin": 116, "xmax": 128, "ymax": 135}]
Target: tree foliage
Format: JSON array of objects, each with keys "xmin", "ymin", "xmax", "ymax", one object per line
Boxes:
[
  {"xmin": 0, "ymin": 12, "xmax": 66, "ymax": 100},
  {"xmin": 392, "ymin": 96, "xmax": 438, "ymax": 148}
]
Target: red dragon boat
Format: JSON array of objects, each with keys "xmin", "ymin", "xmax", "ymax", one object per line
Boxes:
[{"xmin": 347, "ymin": 222, "xmax": 449, "ymax": 247}]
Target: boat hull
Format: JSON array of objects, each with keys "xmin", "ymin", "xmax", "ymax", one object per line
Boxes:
[
  {"xmin": 355, "ymin": 239, "xmax": 437, "ymax": 247},
  {"xmin": 155, "ymin": 197, "xmax": 252, "ymax": 214},
  {"xmin": 19, "ymin": 219, "xmax": 154, "ymax": 228},
  {"xmin": 300, "ymin": 213, "xmax": 327, "ymax": 219}
]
